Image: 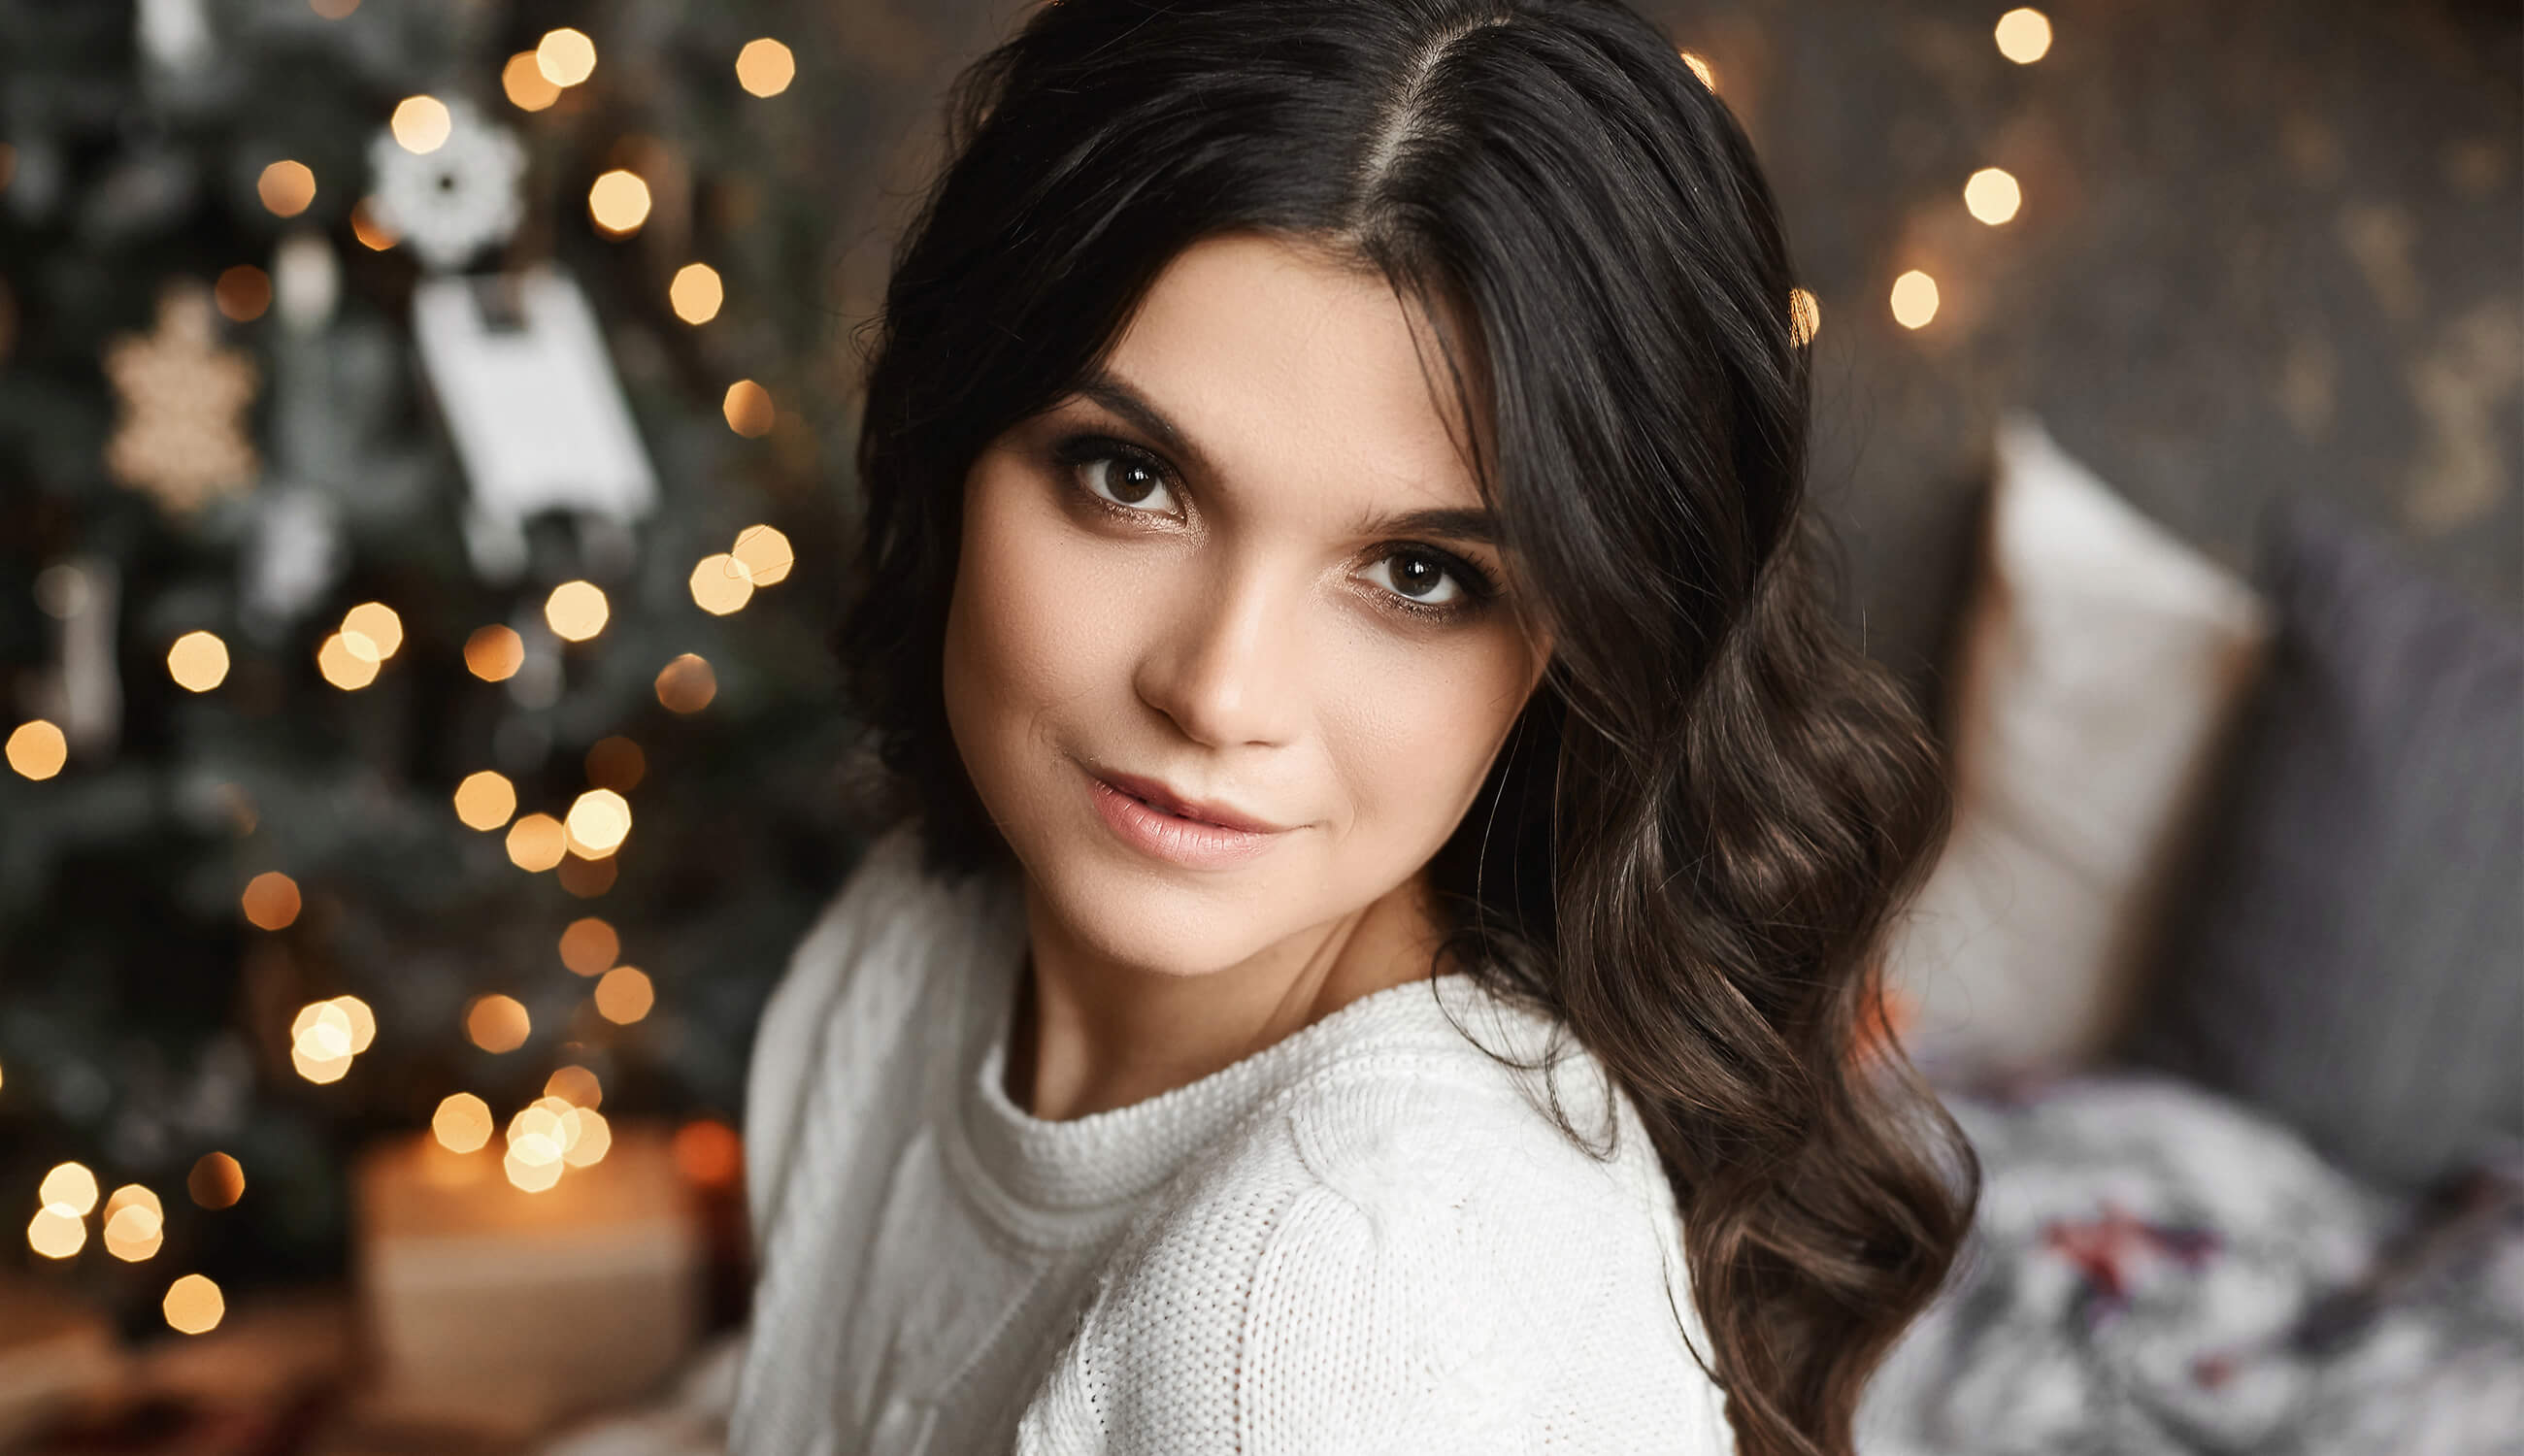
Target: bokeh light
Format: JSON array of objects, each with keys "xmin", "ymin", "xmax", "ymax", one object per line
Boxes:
[
  {"xmin": 186, "ymin": 1152, "xmax": 245, "ymax": 1209},
  {"xmin": 722, "ymin": 380, "xmax": 774, "ymax": 437},
  {"xmin": 340, "ymin": 601, "xmax": 403, "ymax": 661},
  {"xmin": 594, "ymin": 966, "xmax": 653, "ymax": 1024},
  {"xmin": 587, "ymin": 170, "xmax": 651, "ymax": 236},
  {"xmin": 506, "ymin": 813, "xmax": 567, "ymax": 872},
  {"xmin": 453, "ymin": 770, "xmax": 517, "ymax": 831},
  {"xmin": 316, "ymin": 632, "xmax": 381, "ymax": 689},
  {"xmin": 8, "ymin": 719, "xmax": 67, "ymax": 779},
  {"xmin": 559, "ymin": 917, "xmax": 619, "ymax": 976},
  {"xmin": 40, "ymin": 1162, "xmax": 98, "ymax": 1215},
  {"xmin": 241, "ymin": 871, "xmax": 301, "ymax": 930},
  {"xmin": 215, "ymin": 265, "xmax": 270, "ymax": 323},
  {"xmin": 503, "ymin": 50, "xmax": 562, "ymax": 112},
  {"xmin": 585, "ymin": 736, "xmax": 646, "ymax": 792},
  {"xmin": 163, "ymin": 1274, "xmax": 224, "ymax": 1335},
  {"xmin": 464, "ymin": 624, "xmax": 524, "ymax": 680},
  {"xmin": 565, "ymin": 789, "xmax": 632, "ymax": 858},
  {"xmin": 669, "ymin": 263, "xmax": 722, "ymax": 324},
  {"xmin": 257, "ymin": 160, "xmax": 316, "ymax": 217},
  {"xmin": 1965, "ymin": 167, "xmax": 2022, "ymax": 225},
  {"xmin": 27, "ymin": 1207, "xmax": 83, "ymax": 1259},
  {"xmin": 167, "ymin": 630, "xmax": 230, "ymax": 692},
  {"xmin": 735, "ymin": 38, "xmax": 795, "ymax": 97},
  {"xmin": 432, "ymin": 1092, "xmax": 492, "ymax": 1153},
  {"xmin": 655, "ymin": 654, "xmax": 716, "ymax": 713},
  {"xmin": 1995, "ymin": 8, "xmax": 2053, "ymax": 64},
  {"xmin": 465, "ymin": 994, "xmax": 531, "ymax": 1053},
  {"xmin": 1890, "ymin": 269, "xmax": 1941, "ymax": 330},
  {"xmin": 731, "ymin": 524, "xmax": 794, "ymax": 585},
  {"xmin": 535, "ymin": 27, "xmax": 596, "ymax": 87},
  {"xmin": 389, "ymin": 94, "xmax": 451, "ymax": 154},
  {"xmin": 689, "ymin": 553, "xmax": 754, "ymax": 615},
  {"xmin": 545, "ymin": 1065, "xmax": 602, "ymax": 1109},
  {"xmin": 545, "ymin": 580, "xmax": 609, "ymax": 642}
]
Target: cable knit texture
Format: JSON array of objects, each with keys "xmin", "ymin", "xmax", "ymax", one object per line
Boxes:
[{"xmin": 731, "ymin": 823, "xmax": 1735, "ymax": 1455}]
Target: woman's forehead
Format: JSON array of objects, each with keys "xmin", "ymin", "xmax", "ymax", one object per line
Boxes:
[{"xmin": 1094, "ymin": 233, "xmax": 1488, "ymax": 522}]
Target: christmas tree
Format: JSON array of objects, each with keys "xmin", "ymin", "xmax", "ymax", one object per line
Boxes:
[{"xmin": 0, "ymin": 0, "xmax": 891, "ymax": 1343}]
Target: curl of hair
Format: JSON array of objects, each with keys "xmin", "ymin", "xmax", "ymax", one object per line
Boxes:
[{"xmin": 833, "ymin": 3, "xmax": 1978, "ymax": 1452}]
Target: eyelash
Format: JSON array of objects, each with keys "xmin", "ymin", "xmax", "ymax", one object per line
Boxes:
[{"xmin": 1048, "ymin": 433, "xmax": 1501, "ymax": 625}]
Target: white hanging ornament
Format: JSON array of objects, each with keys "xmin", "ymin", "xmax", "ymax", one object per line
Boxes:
[
  {"xmin": 272, "ymin": 229, "xmax": 341, "ymax": 333},
  {"xmin": 366, "ymin": 96, "xmax": 524, "ymax": 274},
  {"xmin": 240, "ymin": 487, "xmax": 349, "ymax": 640},
  {"xmin": 411, "ymin": 265, "xmax": 658, "ymax": 583}
]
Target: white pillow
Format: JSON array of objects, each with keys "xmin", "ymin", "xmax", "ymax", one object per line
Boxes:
[{"xmin": 1881, "ymin": 413, "xmax": 2273, "ymax": 1085}]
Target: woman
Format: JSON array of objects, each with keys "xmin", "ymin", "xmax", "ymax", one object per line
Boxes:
[{"xmin": 733, "ymin": 1, "xmax": 1976, "ymax": 1452}]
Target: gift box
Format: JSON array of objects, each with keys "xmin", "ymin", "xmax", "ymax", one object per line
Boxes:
[{"xmin": 351, "ymin": 1121, "xmax": 704, "ymax": 1443}]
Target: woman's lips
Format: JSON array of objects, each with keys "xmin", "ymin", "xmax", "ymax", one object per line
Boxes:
[
  {"xmin": 1085, "ymin": 766, "xmax": 1288, "ymax": 870},
  {"xmin": 1091, "ymin": 768, "xmax": 1286, "ymax": 833}
]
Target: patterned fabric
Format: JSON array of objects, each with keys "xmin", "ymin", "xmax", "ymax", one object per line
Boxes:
[{"xmin": 1858, "ymin": 1075, "xmax": 2524, "ymax": 1456}]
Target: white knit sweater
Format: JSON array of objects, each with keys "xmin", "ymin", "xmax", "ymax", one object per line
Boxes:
[{"xmin": 730, "ymin": 823, "xmax": 1736, "ymax": 1455}]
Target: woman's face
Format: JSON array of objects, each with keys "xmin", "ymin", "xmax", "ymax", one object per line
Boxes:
[{"xmin": 942, "ymin": 231, "xmax": 1551, "ymax": 980}]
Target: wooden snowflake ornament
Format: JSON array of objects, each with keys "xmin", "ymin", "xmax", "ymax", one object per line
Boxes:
[{"xmin": 104, "ymin": 280, "xmax": 259, "ymax": 513}]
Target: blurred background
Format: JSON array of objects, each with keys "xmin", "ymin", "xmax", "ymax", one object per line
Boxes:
[{"xmin": 0, "ymin": 0, "xmax": 2514, "ymax": 1452}]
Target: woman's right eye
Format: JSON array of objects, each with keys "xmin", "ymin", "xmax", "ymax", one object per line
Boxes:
[{"xmin": 1060, "ymin": 439, "xmax": 1179, "ymax": 516}]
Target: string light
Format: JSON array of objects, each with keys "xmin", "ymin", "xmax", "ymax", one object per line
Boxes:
[
  {"xmin": 8, "ymin": 719, "xmax": 67, "ymax": 779},
  {"xmin": 257, "ymin": 160, "xmax": 316, "ymax": 217},
  {"xmin": 214, "ymin": 266, "xmax": 270, "ymax": 323},
  {"xmin": 545, "ymin": 580, "xmax": 609, "ymax": 642},
  {"xmin": 464, "ymin": 994, "xmax": 531, "ymax": 1053},
  {"xmin": 535, "ymin": 27, "xmax": 597, "ymax": 88},
  {"xmin": 545, "ymin": 1065, "xmax": 602, "ymax": 1109},
  {"xmin": 167, "ymin": 630, "xmax": 230, "ymax": 692},
  {"xmin": 1994, "ymin": 8, "xmax": 2053, "ymax": 64},
  {"xmin": 669, "ymin": 263, "xmax": 722, "ymax": 324},
  {"xmin": 735, "ymin": 38, "xmax": 796, "ymax": 98},
  {"xmin": 594, "ymin": 966, "xmax": 653, "ymax": 1024},
  {"xmin": 432, "ymin": 1092, "xmax": 493, "ymax": 1153},
  {"xmin": 1965, "ymin": 167, "xmax": 2022, "ymax": 225},
  {"xmin": 317, "ymin": 632, "xmax": 381, "ymax": 689},
  {"xmin": 241, "ymin": 871, "xmax": 301, "ymax": 930},
  {"xmin": 102, "ymin": 1186, "xmax": 164, "ymax": 1262},
  {"xmin": 40, "ymin": 1163, "xmax": 99, "ymax": 1215},
  {"xmin": 1890, "ymin": 270, "xmax": 1941, "ymax": 329},
  {"xmin": 453, "ymin": 770, "xmax": 517, "ymax": 831},
  {"xmin": 722, "ymin": 380, "xmax": 774, "ymax": 437},
  {"xmin": 689, "ymin": 553, "xmax": 754, "ymax": 615},
  {"xmin": 655, "ymin": 654, "xmax": 716, "ymax": 713},
  {"xmin": 506, "ymin": 813, "xmax": 567, "ymax": 872},
  {"xmin": 503, "ymin": 52, "xmax": 562, "ymax": 112},
  {"xmin": 389, "ymin": 95, "xmax": 452, "ymax": 154},
  {"xmin": 732, "ymin": 524, "xmax": 794, "ymax": 584},
  {"xmin": 587, "ymin": 169, "xmax": 650, "ymax": 236},
  {"xmin": 565, "ymin": 789, "xmax": 632, "ymax": 858},
  {"xmin": 27, "ymin": 1207, "xmax": 83, "ymax": 1259},
  {"xmin": 163, "ymin": 1274, "xmax": 224, "ymax": 1335},
  {"xmin": 464, "ymin": 624, "xmax": 524, "ymax": 680},
  {"xmin": 559, "ymin": 917, "xmax": 619, "ymax": 976},
  {"xmin": 350, "ymin": 198, "xmax": 398, "ymax": 250},
  {"xmin": 186, "ymin": 1152, "xmax": 245, "ymax": 1209},
  {"xmin": 340, "ymin": 602, "xmax": 404, "ymax": 661}
]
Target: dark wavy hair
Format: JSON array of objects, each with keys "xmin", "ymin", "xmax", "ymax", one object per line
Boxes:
[{"xmin": 831, "ymin": 1, "xmax": 1978, "ymax": 1451}]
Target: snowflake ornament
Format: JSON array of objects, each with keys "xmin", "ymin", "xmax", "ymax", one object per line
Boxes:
[
  {"xmin": 367, "ymin": 96, "xmax": 525, "ymax": 273},
  {"xmin": 103, "ymin": 280, "xmax": 259, "ymax": 513}
]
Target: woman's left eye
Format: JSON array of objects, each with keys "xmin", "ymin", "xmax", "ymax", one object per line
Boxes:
[{"xmin": 1361, "ymin": 547, "xmax": 1498, "ymax": 621}]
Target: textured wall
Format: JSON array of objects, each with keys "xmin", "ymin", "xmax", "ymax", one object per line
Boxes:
[{"xmin": 801, "ymin": 0, "xmax": 2522, "ymax": 714}]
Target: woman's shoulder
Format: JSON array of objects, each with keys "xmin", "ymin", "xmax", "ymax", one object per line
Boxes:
[{"xmin": 1015, "ymin": 1031, "xmax": 1735, "ymax": 1453}]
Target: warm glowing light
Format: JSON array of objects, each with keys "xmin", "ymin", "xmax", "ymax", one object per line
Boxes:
[
  {"xmin": 504, "ymin": 1144, "xmax": 564, "ymax": 1191},
  {"xmin": 503, "ymin": 50, "xmax": 563, "ymax": 112},
  {"xmin": 674, "ymin": 1118, "xmax": 743, "ymax": 1188},
  {"xmin": 332, "ymin": 994, "xmax": 377, "ymax": 1053},
  {"xmin": 508, "ymin": 1104, "xmax": 570, "ymax": 1165},
  {"xmin": 167, "ymin": 630, "xmax": 231, "ymax": 692},
  {"xmin": 350, "ymin": 198, "xmax": 398, "ymax": 251},
  {"xmin": 1994, "ymin": 8, "xmax": 2053, "ymax": 64},
  {"xmin": 8, "ymin": 719, "xmax": 67, "ymax": 779},
  {"xmin": 1965, "ymin": 167, "xmax": 2022, "ymax": 225},
  {"xmin": 594, "ymin": 966, "xmax": 654, "ymax": 1024},
  {"xmin": 735, "ymin": 38, "xmax": 796, "ymax": 97},
  {"xmin": 163, "ymin": 1274, "xmax": 224, "ymax": 1335},
  {"xmin": 587, "ymin": 169, "xmax": 651, "ymax": 236},
  {"xmin": 432, "ymin": 1092, "xmax": 493, "ymax": 1153},
  {"xmin": 390, "ymin": 95, "xmax": 452, "ymax": 154},
  {"xmin": 186, "ymin": 1152, "xmax": 245, "ymax": 1209},
  {"xmin": 545, "ymin": 580, "xmax": 609, "ymax": 642},
  {"xmin": 559, "ymin": 917, "xmax": 619, "ymax": 976},
  {"xmin": 101, "ymin": 1184, "xmax": 161, "ymax": 1226},
  {"xmin": 1789, "ymin": 287, "xmax": 1821, "ymax": 347},
  {"xmin": 292, "ymin": 1043, "xmax": 350, "ymax": 1083},
  {"xmin": 464, "ymin": 623, "xmax": 524, "ymax": 680},
  {"xmin": 558, "ymin": 851, "xmax": 618, "ymax": 900},
  {"xmin": 722, "ymin": 380, "xmax": 775, "ymax": 437},
  {"xmin": 340, "ymin": 601, "xmax": 404, "ymax": 661},
  {"xmin": 1889, "ymin": 270, "xmax": 1941, "ymax": 329},
  {"xmin": 655, "ymin": 654, "xmax": 716, "ymax": 713},
  {"xmin": 689, "ymin": 553, "xmax": 755, "ymax": 615},
  {"xmin": 104, "ymin": 1202, "xmax": 164, "ymax": 1262},
  {"xmin": 561, "ymin": 1108, "xmax": 612, "ymax": 1167},
  {"xmin": 292, "ymin": 1000, "xmax": 355, "ymax": 1061},
  {"xmin": 1678, "ymin": 50, "xmax": 1716, "ymax": 90},
  {"xmin": 731, "ymin": 524, "xmax": 794, "ymax": 585},
  {"xmin": 506, "ymin": 812, "xmax": 567, "ymax": 872},
  {"xmin": 28, "ymin": 1207, "xmax": 84, "ymax": 1259},
  {"xmin": 215, "ymin": 265, "xmax": 271, "ymax": 323},
  {"xmin": 257, "ymin": 160, "xmax": 316, "ymax": 218},
  {"xmin": 453, "ymin": 770, "xmax": 517, "ymax": 831},
  {"xmin": 465, "ymin": 994, "xmax": 531, "ymax": 1053},
  {"xmin": 317, "ymin": 632, "xmax": 381, "ymax": 689},
  {"xmin": 536, "ymin": 27, "xmax": 597, "ymax": 87},
  {"xmin": 40, "ymin": 1163, "xmax": 99, "ymax": 1216},
  {"xmin": 545, "ymin": 1065, "xmax": 602, "ymax": 1109},
  {"xmin": 242, "ymin": 871, "xmax": 302, "ymax": 931},
  {"xmin": 669, "ymin": 263, "xmax": 723, "ymax": 324},
  {"xmin": 565, "ymin": 788, "xmax": 632, "ymax": 857}
]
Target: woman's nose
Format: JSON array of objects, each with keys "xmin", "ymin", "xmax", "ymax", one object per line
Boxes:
[{"xmin": 1132, "ymin": 557, "xmax": 1306, "ymax": 749}]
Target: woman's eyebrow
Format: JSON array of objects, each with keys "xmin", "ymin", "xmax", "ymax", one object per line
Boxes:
[{"xmin": 1074, "ymin": 364, "xmax": 1499, "ymax": 547}]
